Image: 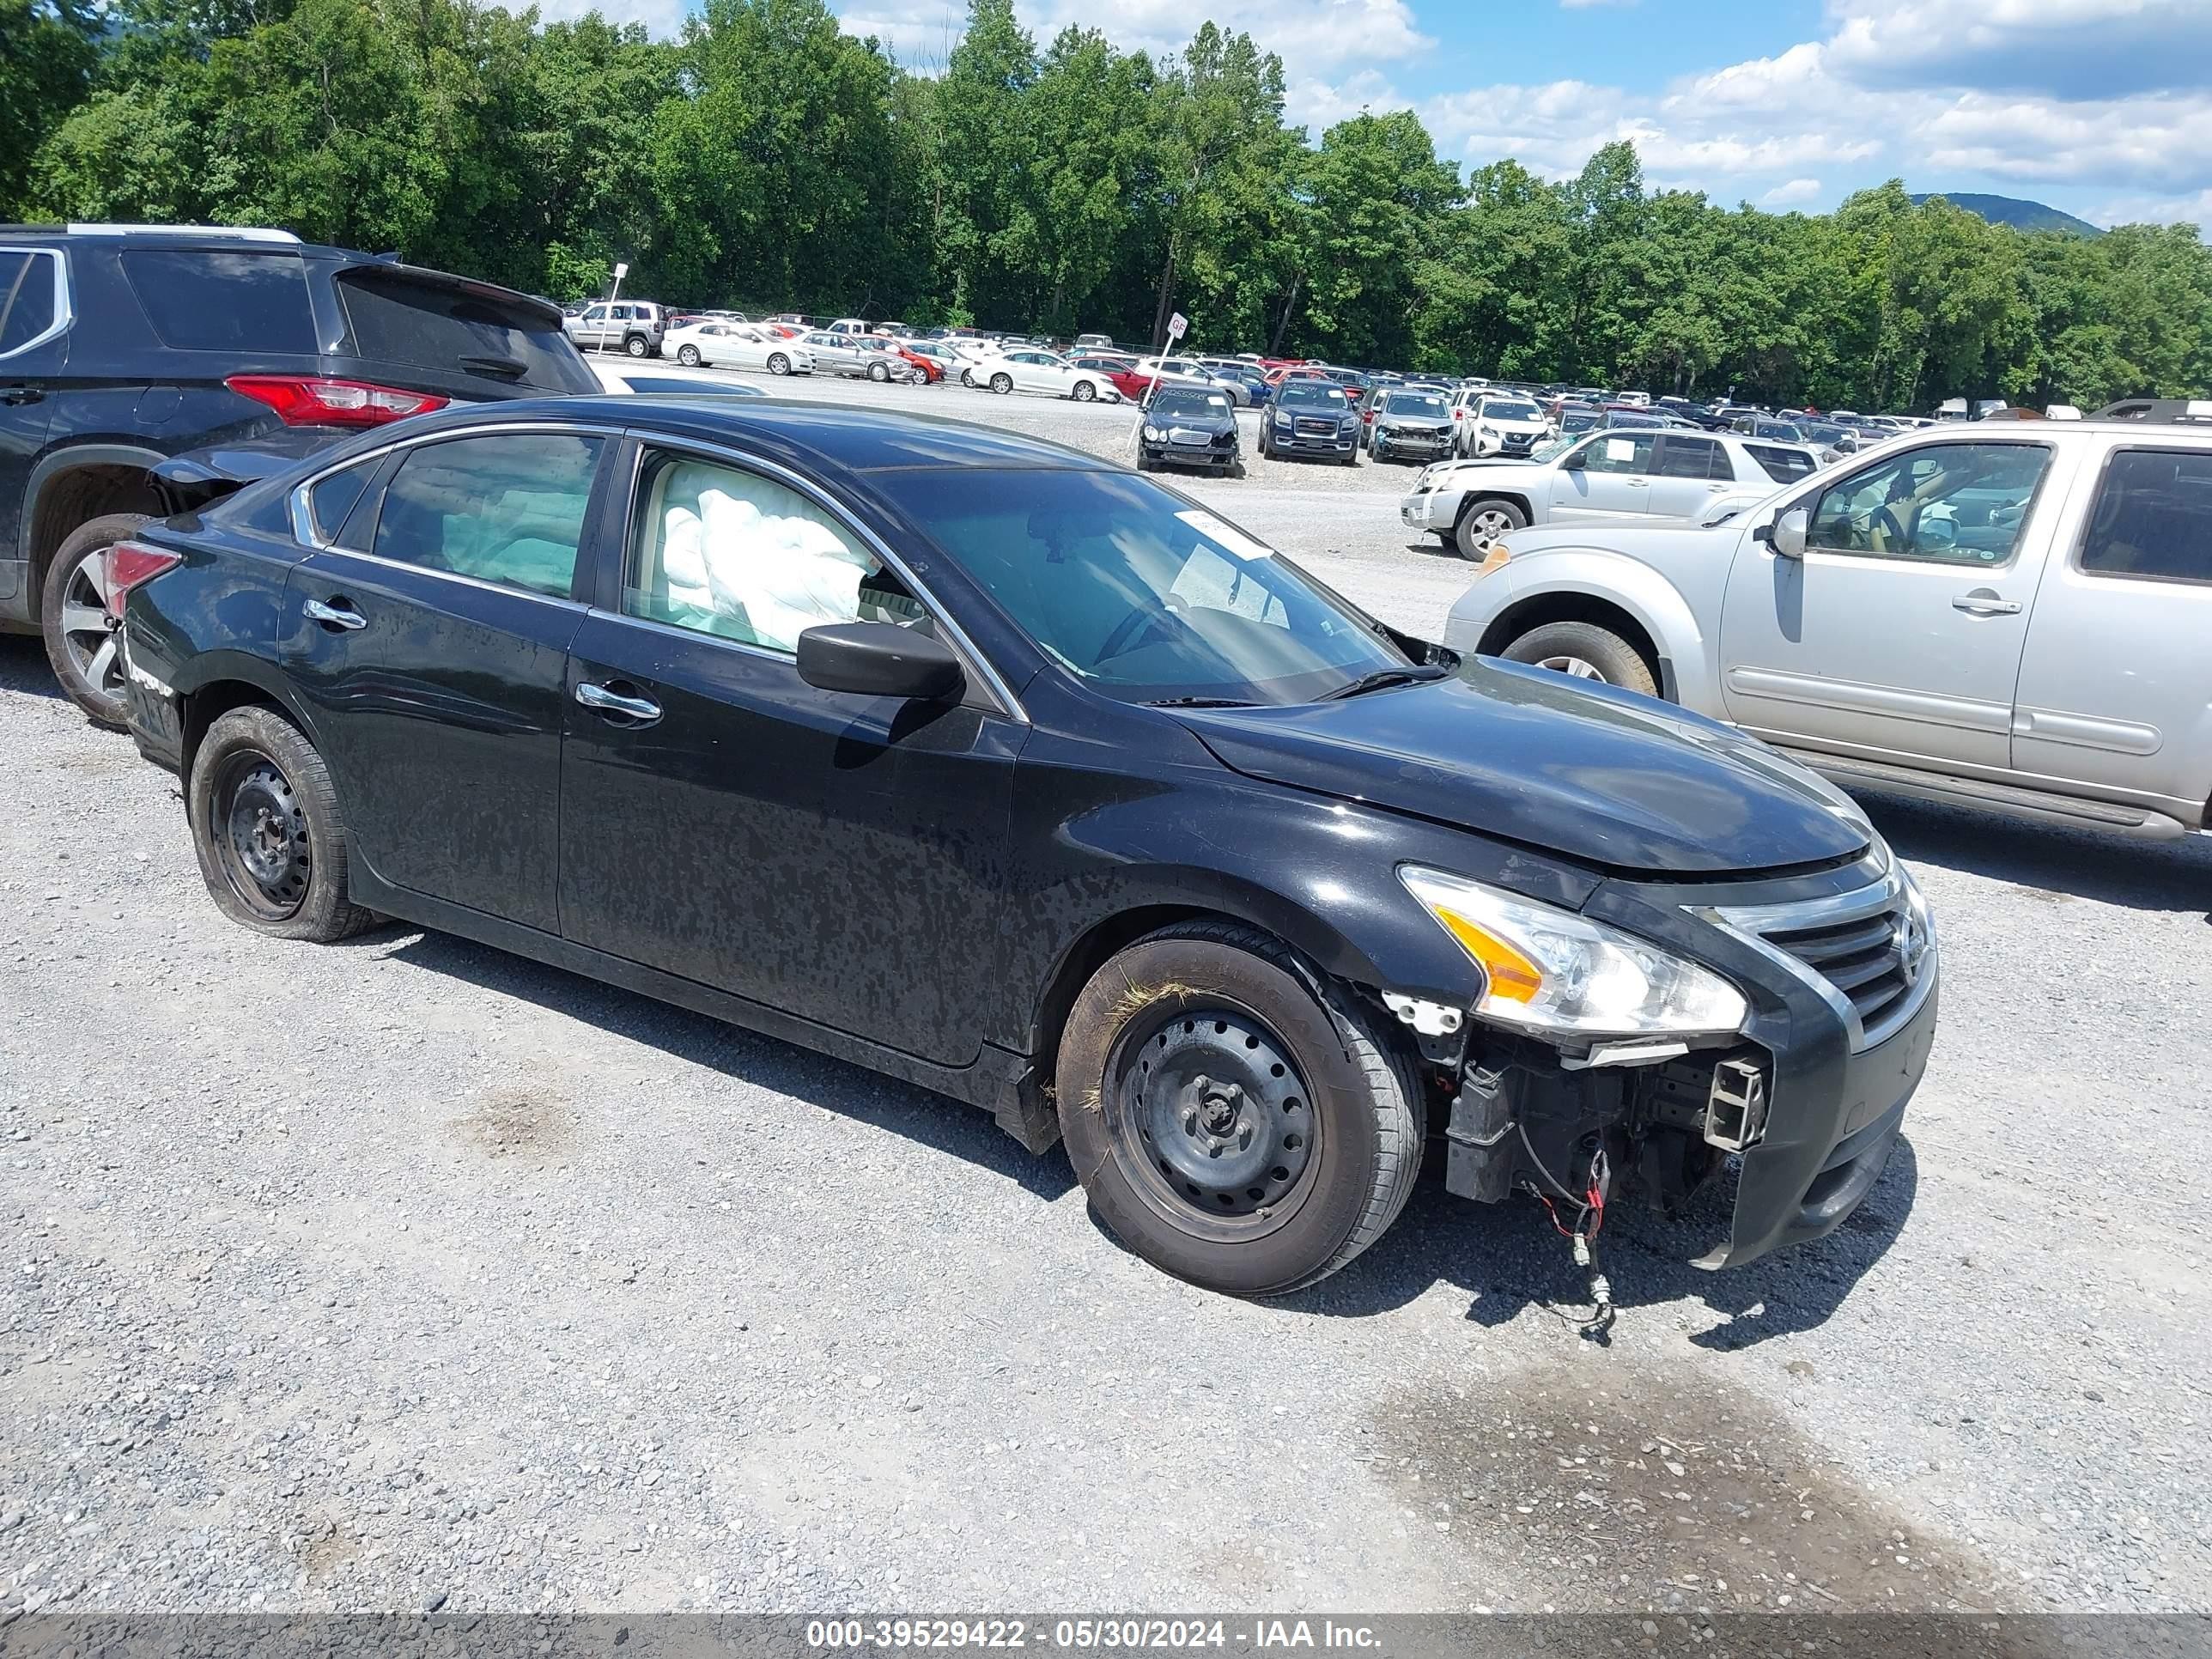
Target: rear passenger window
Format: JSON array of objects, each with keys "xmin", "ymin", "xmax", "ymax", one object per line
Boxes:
[
  {"xmin": 1746, "ymin": 444, "xmax": 1817, "ymax": 485},
  {"xmin": 1660, "ymin": 438, "xmax": 1731, "ymax": 480},
  {"xmin": 2080, "ymin": 449, "xmax": 2212, "ymax": 585},
  {"xmin": 0, "ymin": 251, "xmax": 60, "ymax": 356},
  {"xmin": 624, "ymin": 451, "xmax": 914, "ymax": 654},
  {"xmin": 121, "ymin": 250, "xmax": 318, "ymax": 353},
  {"xmin": 305, "ymin": 458, "xmax": 381, "ymax": 544},
  {"xmin": 372, "ymin": 433, "xmax": 602, "ymax": 598}
]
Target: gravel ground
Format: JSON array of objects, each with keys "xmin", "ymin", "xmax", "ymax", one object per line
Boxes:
[{"xmin": 1, "ymin": 370, "xmax": 2209, "ymax": 1619}]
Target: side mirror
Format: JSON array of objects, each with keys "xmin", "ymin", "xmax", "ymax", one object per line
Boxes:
[
  {"xmin": 1758, "ymin": 507, "xmax": 1809, "ymax": 559},
  {"xmin": 797, "ymin": 622, "xmax": 963, "ymax": 702},
  {"xmin": 1559, "ymin": 447, "xmax": 1585, "ymax": 471}
]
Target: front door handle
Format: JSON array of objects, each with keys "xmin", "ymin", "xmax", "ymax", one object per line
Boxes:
[
  {"xmin": 575, "ymin": 681, "xmax": 662, "ymax": 724},
  {"xmin": 1952, "ymin": 592, "xmax": 2021, "ymax": 617},
  {"xmin": 302, "ymin": 597, "xmax": 367, "ymax": 630},
  {"xmin": 0, "ymin": 385, "xmax": 42, "ymax": 407}
]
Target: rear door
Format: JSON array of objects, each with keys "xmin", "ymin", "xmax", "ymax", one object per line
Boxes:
[
  {"xmin": 281, "ymin": 427, "xmax": 610, "ymax": 933},
  {"xmin": 2010, "ymin": 439, "xmax": 2212, "ymax": 821},
  {"xmin": 1646, "ymin": 434, "xmax": 1738, "ymax": 521},
  {"xmin": 1551, "ymin": 431, "xmax": 1659, "ymax": 519},
  {"xmin": 1717, "ymin": 436, "xmax": 2062, "ymax": 769},
  {"xmin": 0, "ymin": 248, "xmax": 67, "ymax": 596},
  {"xmin": 556, "ymin": 439, "xmax": 1023, "ymax": 1064}
]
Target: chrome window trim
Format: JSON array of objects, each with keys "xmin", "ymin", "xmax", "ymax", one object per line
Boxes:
[
  {"xmin": 0, "ymin": 247, "xmax": 73, "ymax": 362},
  {"xmin": 616, "ymin": 428, "xmax": 1030, "ymax": 725},
  {"xmin": 1694, "ymin": 867, "xmax": 1936, "ymax": 1054}
]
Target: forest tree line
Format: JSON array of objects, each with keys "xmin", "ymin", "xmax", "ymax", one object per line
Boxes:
[{"xmin": 6, "ymin": 0, "xmax": 2211, "ymax": 410}]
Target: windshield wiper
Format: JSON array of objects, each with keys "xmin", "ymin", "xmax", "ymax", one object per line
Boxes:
[
  {"xmin": 460, "ymin": 354, "xmax": 529, "ymax": 378},
  {"xmin": 1145, "ymin": 695, "xmax": 1257, "ymax": 708},
  {"xmin": 1316, "ymin": 665, "xmax": 1450, "ymax": 701}
]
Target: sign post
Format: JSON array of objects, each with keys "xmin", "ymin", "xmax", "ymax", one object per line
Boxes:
[{"xmin": 595, "ymin": 262, "xmax": 631, "ymax": 353}]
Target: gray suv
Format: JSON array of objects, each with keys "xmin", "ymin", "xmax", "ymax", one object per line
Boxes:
[
  {"xmin": 1445, "ymin": 419, "xmax": 2212, "ymax": 841},
  {"xmin": 563, "ymin": 300, "xmax": 665, "ymax": 358}
]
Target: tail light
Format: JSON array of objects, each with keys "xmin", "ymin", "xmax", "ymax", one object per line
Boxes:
[
  {"xmin": 226, "ymin": 374, "xmax": 449, "ymax": 429},
  {"xmin": 103, "ymin": 541, "xmax": 183, "ymax": 603}
]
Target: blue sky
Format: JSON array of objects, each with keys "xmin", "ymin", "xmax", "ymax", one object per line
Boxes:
[{"xmin": 785, "ymin": 0, "xmax": 2212, "ymax": 228}]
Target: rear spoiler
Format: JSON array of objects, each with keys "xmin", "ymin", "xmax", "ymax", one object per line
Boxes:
[
  {"xmin": 329, "ymin": 257, "xmax": 567, "ymax": 327},
  {"xmin": 149, "ymin": 430, "xmax": 341, "ymax": 515}
]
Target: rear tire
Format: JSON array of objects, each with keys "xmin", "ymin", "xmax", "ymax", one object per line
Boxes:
[
  {"xmin": 1453, "ymin": 496, "xmax": 1528, "ymax": 558},
  {"xmin": 1056, "ymin": 923, "xmax": 1423, "ymax": 1297},
  {"xmin": 1501, "ymin": 620, "xmax": 1659, "ymax": 696},
  {"xmin": 624, "ymin": 334, "xmax": 650, "ymax": 359},
  {"xmin": 188, "ymin": 705, "xmax": 377, "ymax": 942},
  {"xmin": 990, "ymin": 373, "xmax": 1013, "ymax": 395},
  {"xmin": 41, "ymin": 511, "xmax": 150, "ymax": 729}
]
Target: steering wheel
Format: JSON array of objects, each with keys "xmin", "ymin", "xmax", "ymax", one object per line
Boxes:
[
  {"xmin": 1872, "ymin": 503, "xmax": 1907, "ymax": 550},
  {"xmin": 1096, "ymin": 595, "xmax": 1185, "ymax": 663}
]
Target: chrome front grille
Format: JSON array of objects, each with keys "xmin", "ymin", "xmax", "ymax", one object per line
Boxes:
[{"xmin": 1704, "ymin": 866, "xmax": 1933, "ymax": 1052}]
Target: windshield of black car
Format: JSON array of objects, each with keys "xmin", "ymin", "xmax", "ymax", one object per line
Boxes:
[
  {"xmin": 878, "ymin": 467, "xmax": 1409, "ymax": 705},
  {"xmin": 1279, "ymin": 382, "xmax": 1349, "ymax": 410},
  {"xmin": 1388, "ymin": 394, "xmax": 1449, "ymax": 417},
  {"xmin": 1152, "ymin": 390, "xmax": 1231, "ymax": 416},
  {"xmin": 1481, "ymin": 399, "xmax": 1542, "ymax": 421}
]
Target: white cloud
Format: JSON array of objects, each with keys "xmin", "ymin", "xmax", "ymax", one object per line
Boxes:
[
  {"xmin": 1825, "ymin": 0, "xmax": 2212, "ymax": 98},
  {"xmin": 537, "ymin": 0, "xmax": 688, "ymax": 36},
  {"xmin": 1759, "ymin": 177, "xmax": 1822, "ymax": 208}
]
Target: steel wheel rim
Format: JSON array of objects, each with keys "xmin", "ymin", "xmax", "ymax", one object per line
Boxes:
[
  {"xmin": 59, "ymin": 551, "xmax": 124, "ymax": 702},
  {"xmin": 1105, "ymin": 1004, "xmax": 1319, "ymax": 1240},
  {"xmin": 210, "ymin": 750, "xmax": 312, "ymax": 921},
  {"xmin": 1536, "ymin": 653, "xmax": 1606, "ymax": 680}
]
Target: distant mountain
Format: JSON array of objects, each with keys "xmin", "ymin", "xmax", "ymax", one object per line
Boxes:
[{"xmin": 1910, "ymin": 191, "xmax": 2103, "ymax": 237}]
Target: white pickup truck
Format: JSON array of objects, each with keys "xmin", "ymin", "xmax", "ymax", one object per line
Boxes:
[{"xmin": 1444, "ymin": 416, "xmax": 2212, "ymax": 840}]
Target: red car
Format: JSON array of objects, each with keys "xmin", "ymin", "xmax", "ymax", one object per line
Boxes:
[
  {"xmin": 883, "ymin": 338, "xmax": 944, "ymax": 384},
  {"xmin": 1069, "ymin": 354, "xmax": 1152, "ymax": 402}
]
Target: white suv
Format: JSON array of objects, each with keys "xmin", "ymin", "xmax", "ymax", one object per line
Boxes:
[
  {"xmin": 1452, "ymin": 392, "xmax": 1551, "ymax": 459},
  {"xmin": 1402, "ymin": 428, "xmax": 1820, "ymax": 556}
]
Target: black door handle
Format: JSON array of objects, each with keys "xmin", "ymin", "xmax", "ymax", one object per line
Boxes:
[{"xmin": 1, "ymin": 386, "xmax": 43, "ymax": 407}]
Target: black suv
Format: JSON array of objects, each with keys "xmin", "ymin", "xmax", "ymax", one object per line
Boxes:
[{"xmin": 0, "ymin": 224, "xmax": 600, "ymax": 724}]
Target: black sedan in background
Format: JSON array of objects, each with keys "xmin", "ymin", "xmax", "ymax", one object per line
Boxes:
[
  {"xmin": 111, "ymin": 398, "xmax": 1936, "ymax": 1297},
  {"xmin": 1137, "ymin": 386, "xmax": 1243, "ymax": 476}
]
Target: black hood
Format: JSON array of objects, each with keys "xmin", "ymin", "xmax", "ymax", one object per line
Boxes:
[{"xmin": 1176, "ymin": 659, "xmax": 1872, "ymax": 877}]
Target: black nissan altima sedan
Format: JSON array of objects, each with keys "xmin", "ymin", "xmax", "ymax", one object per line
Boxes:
[{"xmin": 112, "ymin": 397, "xmax": 1937, "ymax": 1297}]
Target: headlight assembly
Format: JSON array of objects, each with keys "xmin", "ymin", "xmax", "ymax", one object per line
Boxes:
[
  {"xmin": 1400, "ymin": 866, "xmax": 1748, "ymax": 1039},
  {"xmin": 1142, "ymin": 425, "xmax": 1162, "ymax": 441}
]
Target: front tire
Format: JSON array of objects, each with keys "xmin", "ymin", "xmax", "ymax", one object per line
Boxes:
[
  {"xmin": 768, "ymin": 353, "xmax": 791, "ymax": 375},
  {"xmin": 188, "ymin": 706, "xmax": 377, "ymax": 942},
  {"xmin": 41, "ymin": 511, "xmax": 149, "ymax": 728},
  {"xmin": 868, "ymin": 361, "xmax": 890, "ymax": 383},
  {"xmin": 1501, "ymin": 620, "xmax": 1659, "ymax": 696},
  {"xmin": 1055, "ymin": 923, "xmax": 1423, "ymax": 1297},
  {"xmin": 677, "ymin": 344, "xmax": 702, "ymax": 368},
  {"xmin": 1073, "ymin": 380, "xmax": 1096, "ymax": 403},
  {"xmin": 1453, "ymin": 496, "xmax": 1528, "ymax": 557}
]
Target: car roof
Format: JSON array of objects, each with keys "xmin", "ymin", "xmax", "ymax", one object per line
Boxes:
[{"xmin": 398, "ymin": 396, "xmax": 1121, "ymax": 479}]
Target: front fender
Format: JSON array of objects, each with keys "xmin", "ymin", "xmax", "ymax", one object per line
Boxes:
[{"xmin": 1447, "ymin": 550, "xmax": 1721, "ymax": 713}]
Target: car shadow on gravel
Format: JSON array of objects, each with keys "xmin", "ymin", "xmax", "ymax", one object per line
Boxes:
[
  {"xmin": 1272, "ymin": 1136, "xmax": 1917, "ymax": 1348},
  {"xmin": 367, "ymin": 927, "xmax": 1079, "ymax": 1201},
  {"xmin": 0, "ymin": 635, "xmax": 63, "ymax": 700},
  {"xmin": 1863, "ymin": 791, "xmax": 2212, "ymax": 917}
]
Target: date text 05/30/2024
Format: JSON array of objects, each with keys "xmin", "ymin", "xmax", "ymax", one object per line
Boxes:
[{"xmin": 806, "ymin": 1620, "xmax": 1381, "ymax": 1650}]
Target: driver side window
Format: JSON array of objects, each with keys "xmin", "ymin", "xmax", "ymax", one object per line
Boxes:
[
  {"xmin": 623, "ymin": 452, "xmax": 918, "ymax": 655},
  {"xmin": 1581, "ymin": 434, "xmax": 1656, "ymax": 475},
  {"xmin": 1808, "ymin": 443, "xmax": 2049, "ymax": 564}
]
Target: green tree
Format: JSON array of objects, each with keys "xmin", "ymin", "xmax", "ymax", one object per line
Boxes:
[{"xmin": 0, "ymin": 0, "xmax": 98, "ymax": 215}]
